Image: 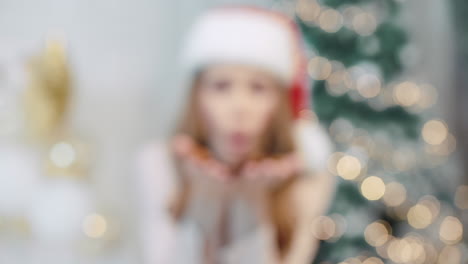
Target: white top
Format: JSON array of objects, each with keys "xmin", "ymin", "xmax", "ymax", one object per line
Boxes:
[
  {"xmin": 134, "ymin": 120, "xmax": 334, "ymax": 264},
  {"xmin": 135, "ymin": 140, "xmax": 275, "ymax": 264}
]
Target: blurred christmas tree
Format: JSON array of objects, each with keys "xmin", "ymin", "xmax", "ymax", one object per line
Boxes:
[{"xmin": 277, "ymin": 0, "xmax": 466, "ymax": 263}]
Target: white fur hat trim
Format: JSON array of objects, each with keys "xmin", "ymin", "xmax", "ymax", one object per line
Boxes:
[{"xmin": 180, "ymin": 8, "xmax": 297, "ymax": 85}]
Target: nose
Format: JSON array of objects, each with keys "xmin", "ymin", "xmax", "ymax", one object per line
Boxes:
[{"xmin": 229, "ymin": 85, "xmax": 252, "ymax": 124}]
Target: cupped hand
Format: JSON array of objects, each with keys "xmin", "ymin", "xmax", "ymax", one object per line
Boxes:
[
  {"xmin": 171, "ymin": 134, "xmax": 305, "ymax": 188},
  {"xmin": 239, "ymin": 152, "xmax": 305, "ymax": 188},
  {"xmin": 171, "ymin": 134, "xmax": 233, "ymax": 184}
]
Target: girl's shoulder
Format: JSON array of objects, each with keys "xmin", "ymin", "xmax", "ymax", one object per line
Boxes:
[{"xmin": 135, "ymin": 139, "xmax": 177, "ymax": 203}]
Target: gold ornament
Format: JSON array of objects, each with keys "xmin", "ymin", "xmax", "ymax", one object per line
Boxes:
[{"xmin": 23, "ymin": 38, "xmax": 71, "ymax": 142}]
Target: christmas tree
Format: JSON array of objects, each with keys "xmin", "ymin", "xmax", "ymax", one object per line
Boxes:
[{"xmin": 283, "ymin": 0, "xmax": 466, "ymax": 263}]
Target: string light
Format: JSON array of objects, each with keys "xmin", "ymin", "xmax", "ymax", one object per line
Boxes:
[
  {"xmin": 438, "ymin": 246, "xmax": 462, "ymax": 263},
  {"xmin": 393, "ymin": 81, "xmax": 421, "ymax": 107},
  {"xmin": 308, "ymin": 56, "xmax": 332, "ymax": 80},
  {"xmin": 326, "ymin": 70, "xmax": 349, "ymax": 96},
  {"xmin": 418, "ymin": 196, "xmax": 440, "ymax": 220},
  {"xmin": 319, "ymin": 8, "xmax": 343, "ymax": 33},
  {"xmin": 83, "ymin": 214, "xmax": 108, "ymax": 239},
  {"xmin": 439, "ymin": 216, "xmax": 463, "ymax": 245},
  {"xmin": 364, "ymin": 220, "xmax": 391, "ymax": 247},
  {"xmin": 422, "ymin": 120, "xmax": 449, "ymax": 145},
  {"xmin": 360, "ymin": 176, "xmax": 385, "ymax": 200},
  {"xmin": 293, "ymin": 1, "xmax": 462, "ymax": 261},
  {"xmin": 336, "ymin": 155, "xmax": 362, "ymax": 180},
  {"xmin": 425, "ymin": 132, "xmax": 457, "ymax": 156},
  {"xmin": 296, "ymin": 0, "xmax": 321, "ymax": 23},
  {"xmin": 407, "ymin": 204, "xmax": 432, "ymax": 229},
  {"xmin": 352, "ymin": 12, "xmax": 377, "ymax": 36}
]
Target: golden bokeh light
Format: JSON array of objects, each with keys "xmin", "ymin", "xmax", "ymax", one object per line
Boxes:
[
  {"xmin": 425, "ymin": 132, "xmax": 457, "ymax": 156},
  {"xmin": 407, "ymin": 204, "xmax": 432, "ymax": 229},
  {"xmin": 387, "ymin": 238, "xmax": 411, "ymax": 263},
  {"xmin": 383, "ymin": 182, "xmax": 407, "ymax": 207},
  {"xmin": 418, "ymin": 196, "xmax": 440, "ymax": 220},
  {"xmin": 375, "ymin": 240, "xmax": 391, "ymax": 260},
  {"xmin": 326, "ymin": 70, "xmax": 351, "ymax": 96},
  {"xmin": 319, "ymin": 8, "xmax": 343, "ymax": 33},
  {"xmin": 308, "ymin": 56, "xmax": 332, "ymax": 80},
  {"xmin": 422, "ymin": 120, "xmax": 448, "ymax": 145},
  {"xmin": 393, "ymin": 81, "xmax": 421, "ymax": 107},
  {"xmin": 364, "ymin": 220, "xmax": 391, "ymax": 247},
  {"xmin": 360, "ymin": 176, "xmax": 385, "ymax": 200},
  {"xmin": 439, "ymin": 216, "xmax": 463, "ymax": 245},
  {"xmin": 336, "ymin": 155, "xmax": 362, "ymax": 180},
  {"xmin": 83, "ymin": 213, "xmax": 108, "ymax": 239},
  {"xmin": 296, "ymin": 0, "xmax": 321, "ymax": 23},
  {"xmin": 386, "ymin": 236, "xmax": 427, "ymax": 264},
  {"xmin": 327, "ymin": 152, "xmax": 345, "ymax": 175},
  {"xmin": 438, "ymin": 246, "xmax": 462, "ymax": 264},
  {"xmin": 352, "ymin": 12, "xmax": 377, "ymax": 36}
]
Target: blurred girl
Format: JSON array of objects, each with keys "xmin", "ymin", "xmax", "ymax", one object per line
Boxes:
[{"xmin": 136, "ymin": 6, "xmax": 336, "ymax": 264}]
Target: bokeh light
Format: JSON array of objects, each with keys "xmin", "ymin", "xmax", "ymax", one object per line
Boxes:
[
  {"xmin": 336, "ymin": 155, "xmax": 362, "ymax": 180},
  {"xmin": 439, "ymin": 216, "xmax": 463, "ymax": 245},
  {"xmin": 83, "ymin": 213, "xmax": 108, "ymax": 239},
  {"xmin": 422, "ymin": 120, "xmax": 448, "ymax": 145},
  {"xmin": 360, "ymin": 176, "xmax": 385, "ymax": 200},
  {"xmin": 308, "ymin": 56, "xmax": 332, "ymax": 80}
]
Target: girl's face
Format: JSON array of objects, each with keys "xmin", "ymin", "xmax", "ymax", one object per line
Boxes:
[{"xmin": 197, "ymin": 64, "xmax": 282, "ymax": 165}]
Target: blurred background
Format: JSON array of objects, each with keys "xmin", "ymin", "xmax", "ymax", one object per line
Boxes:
[{"xmin": 0, "ymin": 0, "xmax": 467, "ymax": 263}]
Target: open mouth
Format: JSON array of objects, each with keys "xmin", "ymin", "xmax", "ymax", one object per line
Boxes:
[{"xmin": 228, "ymin": 132, "xmax": 250, "ymax": 148}]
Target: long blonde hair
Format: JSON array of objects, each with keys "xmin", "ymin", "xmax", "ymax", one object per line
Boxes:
[{"xmin": 168, "ymin": 72, "xmax": 300, "ymax": 258}]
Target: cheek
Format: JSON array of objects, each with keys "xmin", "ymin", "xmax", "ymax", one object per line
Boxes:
[
  {"xmin": 248, "ymin": 100, "xmax": 277, "ymax": 133},
  {"xmin": 198, "ymin": 92, "xmax": 231, "ymax": 132}
]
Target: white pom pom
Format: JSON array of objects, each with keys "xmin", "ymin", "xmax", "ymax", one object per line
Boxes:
[{"xmin": 293, "ymin": 118, "xmax": 334, "ymax": 172}]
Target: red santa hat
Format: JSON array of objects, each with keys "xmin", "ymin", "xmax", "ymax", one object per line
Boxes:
[{"xmin": 180, "ymin": 5, "xmax": 309, "ymax": 120}]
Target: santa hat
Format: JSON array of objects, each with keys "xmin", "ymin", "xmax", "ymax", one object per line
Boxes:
[
  {"xmin": 180, "ymin": 5, "xmax": 309, "ymax": 119},
  {"xmin": 180, "ymin": 6, "xmax": 333, "ymax": 171}
]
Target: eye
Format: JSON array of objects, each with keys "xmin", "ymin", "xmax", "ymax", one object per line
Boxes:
[
  {"xmin": 251, "ymin": 80, "xmax": 267, "ymax": 94},
  {"xmin": 210, "ymin": 79, "xmax": 231, "ymax": 93}
]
